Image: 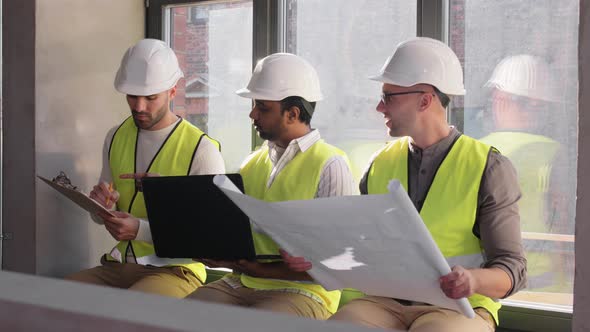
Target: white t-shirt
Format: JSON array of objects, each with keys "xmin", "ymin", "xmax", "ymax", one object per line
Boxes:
[{"xmin": 93, "ymin": 117, "xmax": 225, "ymax": 245}]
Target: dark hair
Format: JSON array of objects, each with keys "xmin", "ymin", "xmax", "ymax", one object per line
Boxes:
[
  {"xmin": 280, "ymin": 96, "xmax": 314, "ymax": 125},
  {"xmin": 433, "ymin": 86, "xmax": 451, "ymax": 108}
]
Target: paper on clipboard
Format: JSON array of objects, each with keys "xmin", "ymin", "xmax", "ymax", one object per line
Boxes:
[{"xmin": 38, "ymin": 175, "xmax": 115, "ymax": 217}]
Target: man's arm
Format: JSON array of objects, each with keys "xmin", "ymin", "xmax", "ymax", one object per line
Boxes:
[
  {"xmin": 316, "ymin": 155, "xmax": 356, "ymax": 197},
  {"xmin": 90, "ymin": 126, "xmax": 118, "ymax": 225},
  {"xmin": 443, "ymin": 152, "xmax": 526, "ymax": 299}
]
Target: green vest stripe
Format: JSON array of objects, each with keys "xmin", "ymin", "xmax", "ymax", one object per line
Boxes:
[
  {"xmin": 107, "ymin": 117, "xmax": 220, "ymax": 283},
  {"xmin": 367, "ymin": 135, "xmax": 501, "ymax": 324},
  {"xmin": 238, "ymin": 140, "xmax": 349, "ymax": 314}
]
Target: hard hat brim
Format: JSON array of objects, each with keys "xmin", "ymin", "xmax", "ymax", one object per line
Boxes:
[
  {"xmin": 114, "ymin": 73, "xmax": 182, "ymax": 96},
  {"xmin": 369, "ymin": 73, "xmax": 466, "ymax": 96},
  {"xmin": 235, "ymin": 87, "xmax": 323, "ymax": 102}
]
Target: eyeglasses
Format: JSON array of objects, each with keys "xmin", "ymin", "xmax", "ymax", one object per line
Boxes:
[{"xmin": 380, "ymin": 91, "xmax": 427, "ymax": 105}]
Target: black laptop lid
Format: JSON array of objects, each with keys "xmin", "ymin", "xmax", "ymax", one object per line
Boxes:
[{"xmin": 141, "ymin": 174, "xmax": 256, "ymax": 260}]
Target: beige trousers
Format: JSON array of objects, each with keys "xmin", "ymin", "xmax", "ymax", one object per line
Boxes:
[
  {"xmin": 187, "ymin": 279, "xmax": 331, "ymax": 320},
  {"xmin": 65, "ymin": 259, "xmax": 202, "ymax": 298},
  {"xmin": 329, "ymin": 296, "xmax": 496, "ymax": 332}
]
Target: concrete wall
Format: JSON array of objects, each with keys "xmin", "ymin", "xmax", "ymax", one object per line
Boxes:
[
  {"xmin": 0, "ymin": 270, "xmax": 383, "ymax": 332},
  {"xmin": 34, "ymin": 0, "xmax": 144, "ymax": 276},
  {"xmin": 2, "ymin": 0, "xmax": 144, "ymax": 276}
]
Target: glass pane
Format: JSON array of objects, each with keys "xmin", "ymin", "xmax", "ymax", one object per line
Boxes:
[
  {"xmin": 167, "ymin": 1, "xmax": 253, "ymax": 172},
  {"xmin": 449, "ymin": 0, "xmax": 578, "ymax": 308},
  {"xmin": 285, "ymin": 0, "xmax": 417, "ymax": 181}
]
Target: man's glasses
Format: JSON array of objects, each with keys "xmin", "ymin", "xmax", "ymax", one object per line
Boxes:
[{"xmin": 380, "ymin": 91, "xmax": 426, "ymax": 105}]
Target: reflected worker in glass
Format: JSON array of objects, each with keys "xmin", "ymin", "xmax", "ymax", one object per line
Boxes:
[
  {"xmin": 283, "ymin": 37, "xmax": 527, "ymax": 331},
  {"xmin": 186, "ymin": 53, "xmax": 355, "ymax": 319},
  {"xmin": 480, "ymin": 55, "xmax": 572, "ymax": 293},
  {"xmin": 65, "ymin": 39, "xmax": 225, "ymax": 297}
]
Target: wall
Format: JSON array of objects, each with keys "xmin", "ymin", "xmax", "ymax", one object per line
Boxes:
[
  {"xmin": 34, "ymin": 0, "xmax": 144, "ymax": 276},
  {"xmin": 2, "ymin": 0, "xmax": 36, "ymax": 273},
  {"xmin": 2, "ymin": 0, "xmax": 145, "ymax": 277}
]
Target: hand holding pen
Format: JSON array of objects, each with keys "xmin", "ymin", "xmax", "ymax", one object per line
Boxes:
[{"xmin": 89, "ymin": 181, "xmax": 119, "ymax": 209}]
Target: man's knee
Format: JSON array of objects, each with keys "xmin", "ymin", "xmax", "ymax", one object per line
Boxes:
[
  {"xmin": 330, "ymin": 297, "xmax": 405, "ymax": 330},
  {"xmin": 409, "ymin": 309, "xmax": 494, "ymax": 332},
  {"xmin": 251, "ymin": 292, "xmax": 330, "ymax": 319},
  {"xmin": 187, "ymin": 281, "xmax": 244, "ymax": 306},
  {"xmin": 129, "ymin": 267, "xmax": 202, "ymax": 298},
  {"xmin": 64, "ymin": 266, "xmax": 108, "ymax": 285}
]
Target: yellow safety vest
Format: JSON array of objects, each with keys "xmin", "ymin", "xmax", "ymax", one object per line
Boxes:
[
  {"xmin": 238, "ymin": 139, "xmax": 349, "ymax": 314},
  {"xmin": 107, "ymin": 116, "xmax": 220, "ymax": 283},
  {"xmin": 367, "ymin": 135, "xmax": 501, "ymax": 324}
]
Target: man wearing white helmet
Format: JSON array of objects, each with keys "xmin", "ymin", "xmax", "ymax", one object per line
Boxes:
[
  {"xmin": 187, "ymin": 53, "xmax": 355, "ymax": 319},
  {"xmin": 283, "ymin": 37, "xmax": 527, "ymax": 330},
  {"xmin": 481, "ymin": 55, "xmax": 570, "ymax": 292},
  {"xmin": 65, "ymin": 39, "xmax": 225, "ymax": 297}
]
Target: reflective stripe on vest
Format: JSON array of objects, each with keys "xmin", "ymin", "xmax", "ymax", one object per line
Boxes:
[
  {"xmin": 107, "ymin": 117, "xmax": 220, "ymax": 282},
  {"xmin": 238, "ymin": 139, "xmax": 349, "ymax": 314},
  {"xmin": 367, "ymin": 135, "xmax": 501, "ymax": 324}
]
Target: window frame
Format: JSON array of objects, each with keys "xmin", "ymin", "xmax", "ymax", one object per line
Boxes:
[{"xmin": 146, "ymin": 1, "xmax": 579, "ymax": 330}]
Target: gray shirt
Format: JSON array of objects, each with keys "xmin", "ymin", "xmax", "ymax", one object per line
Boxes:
[{"xmin": 360, "ymin": 128, "xmax": 527, "ymax": 298}]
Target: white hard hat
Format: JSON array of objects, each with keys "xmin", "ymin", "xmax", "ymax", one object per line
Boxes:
[
  {"xmin": 236, "ymin": 53, "xmax": 323, "ymax": 101},
  {"xmin": 370, "ymin": 37, "xmax": 465, "ymax": 96},
  {"xmin": 114, "ymin": 39, "xmax": 183, "ymax": 96},
  {"xmin": 485, "ymin": 55, "xmax": 557, "ymax": 102}
]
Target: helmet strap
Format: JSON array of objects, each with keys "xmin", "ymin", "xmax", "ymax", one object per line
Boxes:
[{"xmin": 301, "ymin": 99, "xmax": 315, "ymax": 117}]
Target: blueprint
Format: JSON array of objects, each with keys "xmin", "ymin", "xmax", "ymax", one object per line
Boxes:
[{"xmin": 213, "ymin": 175, "xmax": 475, "ymax": 318}]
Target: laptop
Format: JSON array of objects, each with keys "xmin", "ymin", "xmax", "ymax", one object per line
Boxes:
[{"xmin": 142, "ymin": 174, "xmax": 274, "ymax": 261}]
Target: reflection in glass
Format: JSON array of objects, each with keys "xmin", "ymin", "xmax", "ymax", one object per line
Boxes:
[
  {"xmin": 168, "ymin": 1, "xmax": 253, "ymax": 171},
  {"xmin": 285, "ymin": 0, "xmax": 417, "ymax": 181},
  {"xmin": 449, "ymin": 0, "xmax": 578, "ymax": 307}
]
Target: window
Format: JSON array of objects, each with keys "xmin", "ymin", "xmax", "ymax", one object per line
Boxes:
[
  {"xmin": 283, "ymin": 0, "xmax": 417, "ymax": 181},
  {"xmin": 448, "ymin": 0, "xmax": 578, "ymax": 310},
  {"xmin": 149, "ymin": 0, "xmax": 579, "ymax": 329},
  {"xmin": 164, "ymin": 1, "xmax": 254, "ymax": 172}
]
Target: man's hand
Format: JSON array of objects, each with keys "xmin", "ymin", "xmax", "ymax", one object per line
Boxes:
[
  {"xmin": 279, "ymin": 249, "xmax": 313, "ymax": 272},
  {"xmin": 98, "ymin": 210, "xmax": 140, "ymax": 241},
  {"xmin": 89, "ymin": 182, "xmax": 119, "ymax": 209},
  {"xmin": 439, "ymin": 265, "xmax": 478, "ymax": 299}
]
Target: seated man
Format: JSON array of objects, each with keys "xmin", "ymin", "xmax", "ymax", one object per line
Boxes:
[
  {"xmin": 187, "ymin": 53, "xmax": 355, "ymax": 320},
  {"xmin": 65, "ymin": 39, "xmax": 225, "ymax": 298},
  {"xmin": 284, "ymin": 38, "xmax": 527, "ymax": 331}
]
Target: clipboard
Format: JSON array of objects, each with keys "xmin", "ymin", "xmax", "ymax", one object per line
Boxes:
[{"xmin": 38, "ymin": 175, "xmax": 116, "ymax": 217}]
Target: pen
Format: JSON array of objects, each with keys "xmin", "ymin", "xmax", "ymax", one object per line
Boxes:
[{"xmin": 105, "ymin": 182, "xmax": 113, "ymax": 207}]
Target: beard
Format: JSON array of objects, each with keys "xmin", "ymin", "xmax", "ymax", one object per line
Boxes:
[
  {"xmin": 256, "ymin": 128, "xmax": 276, "ymax": 141},
  {"xmin": 131, "ymin": 97, "xmax": 169, "ymax": 130}
]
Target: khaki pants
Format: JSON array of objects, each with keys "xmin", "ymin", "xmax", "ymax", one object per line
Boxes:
[
  {"xmin": 330, "ymin": 296, "xmax": 496, "ymax": 332},
  {"xmin": 187, "ymin": 279, "xmax": 331, "ymax": 320},
  {"xmin": 65, "ymin": 259, "xmax": 202, "ymax": 298}
]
